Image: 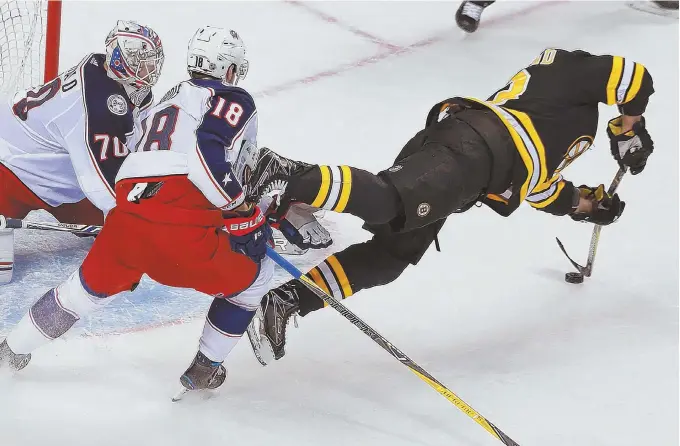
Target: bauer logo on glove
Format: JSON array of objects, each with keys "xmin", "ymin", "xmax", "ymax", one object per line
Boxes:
[
  {"xmin": 223, "ymin": 205, "xmax": 272, "ymax": 263},
  {"xmin": 228, "ymin": 211, "xmax": 264, "ymax": 232}
]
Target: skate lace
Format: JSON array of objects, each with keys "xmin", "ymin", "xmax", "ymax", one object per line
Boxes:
[{"xmin": 462, "ymin": 2, "xmax": 483, "ymax": 20}]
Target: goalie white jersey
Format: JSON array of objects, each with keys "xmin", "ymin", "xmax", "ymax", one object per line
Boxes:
[
  {"xmin": 118, "ymin": 78, "xmax": 258, "ymax": 211},
  {"xmin": 0, "ymin": 53, "xmax": 152, "ymax": 213}
]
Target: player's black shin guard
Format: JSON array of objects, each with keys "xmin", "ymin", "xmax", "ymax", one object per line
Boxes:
[
  {"xmin": 297, "ymin": 238, "xmax": 411, "ymax": 316},
  {"xmin": 288, "ymin": 165, "xmax": 402, "ymax": 226}
]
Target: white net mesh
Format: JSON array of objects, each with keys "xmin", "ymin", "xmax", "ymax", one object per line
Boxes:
[{"xmin": 0, "ymin": 0, "xmax": 47, "ymax": 95}]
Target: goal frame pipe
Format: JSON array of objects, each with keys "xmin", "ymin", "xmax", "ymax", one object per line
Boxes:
[{"xmin": 44, "ymin": 0, "xmax": 62, "ymax": 82}]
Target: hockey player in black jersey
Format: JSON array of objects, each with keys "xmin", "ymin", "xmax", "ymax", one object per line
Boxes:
[{"xmin": 247, "ymin": 48, "xmax": 655, "ymax": 363}]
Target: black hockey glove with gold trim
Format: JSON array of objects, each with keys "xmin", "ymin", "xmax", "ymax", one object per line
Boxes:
[
  {"xmin": 570, "ymin": 184, "xmax": 625, "ymax": 226},
  {"xmin": 608, "ymin": 116, "xmax": 653, "ymax": 175}
]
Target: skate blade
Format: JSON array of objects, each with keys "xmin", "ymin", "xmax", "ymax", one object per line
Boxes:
[
  {"xmin": 171, "ymin": 387, "xmax": 189, "ymax": 402},
  {"xmin": 246, "ymin": 313, "xmax": 275, "ymax": 366},
  {"xmin": 627, "ymin": 2, "xmax": 679, "ymax": 17}
]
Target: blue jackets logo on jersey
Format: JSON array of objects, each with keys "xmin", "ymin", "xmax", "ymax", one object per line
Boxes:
[{"xmin": 107, "ymin": 94, "xmax": 128, "ymax": 116}]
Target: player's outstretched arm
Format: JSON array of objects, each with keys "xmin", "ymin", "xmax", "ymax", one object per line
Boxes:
[{"xmin": 567, "ymin": 51, "xmax": 656, "ymax": 174}]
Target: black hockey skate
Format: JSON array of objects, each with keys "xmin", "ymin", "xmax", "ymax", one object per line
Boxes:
[
  {"xmin": 247, "ymin": 282, "xmax": 301, "ymax": 366},
  {"xmin": 627, "ymin": 0, "xmax": 678, "ymax": 17},
  {"xmin": 455, "ymin": 1, "xmax": 492, "ymax": 33},
  {"xmin": 247, "ymin": 147, "xmax": 312, "ymax": 205},
  {"xmin": 0, "ymin": 339, "xmax": 31, "ymax": 371},
  {"xmin": 179, "ymin": 351, "xmax": 227, "ymax": 391}
]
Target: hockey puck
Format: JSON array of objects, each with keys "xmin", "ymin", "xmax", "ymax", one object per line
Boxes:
[{"xmin": 565, "ymin": 272, "xmax": 584, "ymax": 284}]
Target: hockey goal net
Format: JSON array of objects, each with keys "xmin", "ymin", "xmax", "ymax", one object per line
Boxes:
[{"xmin": 0, "ymin": 0, "xmax": 61, "ymax": 95}]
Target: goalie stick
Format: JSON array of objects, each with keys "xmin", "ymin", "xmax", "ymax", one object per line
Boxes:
[
  {"xmin": 555, "ymin": 167, "xmax": 627, "ymax": 280},
  {"xmin": 0, "ymin": 216, "xmax": 306, "ymax": 256},
  {"xmin": 265, "ymin": 246, "xmax": 521, "ymax": 446}
]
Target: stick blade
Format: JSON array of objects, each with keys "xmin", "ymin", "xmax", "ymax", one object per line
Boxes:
[
  {"xmin": 555, "ymin": 237, "xmax": 586, "ymax": 273},
  {"xmin": 171, "ymin": 387, "xmax": 189, "ymax": 402}
]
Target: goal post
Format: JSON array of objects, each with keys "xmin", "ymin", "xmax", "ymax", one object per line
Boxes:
[
  {"xmin": 0, "ymin": 0, "xmax": 61, "ymax": 95},
  {"xmin": 44, "ymin": 0, "xmax": 61, "ymax": 82}
]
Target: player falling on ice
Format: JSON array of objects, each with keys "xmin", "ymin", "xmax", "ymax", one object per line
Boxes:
[
  {"xmin": 0, "ymin": 26, "xmax": 272, "ymax": 392},
  {"xmin": 0, "ymin": 20, "xmax": 163, "ymax": 284},
  {"xmin": 246, "ymin": 48, "xmax": 655, "ymax": 364}
]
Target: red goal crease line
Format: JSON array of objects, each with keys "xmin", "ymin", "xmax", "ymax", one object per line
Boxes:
[{"xmin": 254, "ymin": 0, "xmax": 568, "ymax": 99}]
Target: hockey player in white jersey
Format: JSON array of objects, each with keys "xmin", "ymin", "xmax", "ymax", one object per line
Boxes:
[
  {"xmin": 1, "ymin": 26, "xmax": 274, "ymax": 392},
  {"xmin": 0, "ymin": 20, "xmax": 163, "ymax": 283}
]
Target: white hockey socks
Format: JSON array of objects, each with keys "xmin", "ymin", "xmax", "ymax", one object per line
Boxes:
[
  {"xmin": 199, "ymin": 257, "xmax": 274, "ymax": 362},
  {"xmin": 6, "ymin": 269, "xmax": 114, "ymax": 354},
  {"xmin": 0, "ymin": 229, "xmax": 14, "ymax": 284}
]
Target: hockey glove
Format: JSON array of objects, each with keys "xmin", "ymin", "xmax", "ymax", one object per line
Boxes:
[
  {"xmin": 608, "ymin": 116, "xmax": 653, "ymax": 175},
  {"xmin": 570, "ymin": 184, "xmax": 625, "ymax": 226},
  {"xmin": 259, "ymin": 195, "xmax": 331, "ymax": 250},
  {"xmin": 223, "ymin": 205, "xmax": 272, "ymax": 263},
  {"xmin": 276, "ymin": 203, "xmax": 332, "ymax": 250}
]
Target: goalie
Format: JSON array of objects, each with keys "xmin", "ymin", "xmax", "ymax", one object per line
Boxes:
[{"xmin": 0, "ymin": 20, "xmax": 163, "ymax": 284}]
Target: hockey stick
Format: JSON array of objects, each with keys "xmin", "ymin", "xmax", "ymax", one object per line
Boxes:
[
  {"xmin": 0, "ymin": 216, "xmax": 101, "ymax": 236},
  {"xmin": 265, "ymin": 246, "xmax": 520, "ymax": 446},
  {"xmin": 0, "ymin": 216, "xmax": 305, "ymax": 255},
  {"xmin": 555, "ymin": 167, "xmax": 627, "ymax": 279}
]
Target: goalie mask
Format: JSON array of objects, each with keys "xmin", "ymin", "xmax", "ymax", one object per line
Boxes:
[{"xmin": 105, "ymin": 20, "xmax": 164, "ymax": 106}]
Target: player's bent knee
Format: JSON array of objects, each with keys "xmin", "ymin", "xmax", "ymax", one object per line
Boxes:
[
  {"xmin": 344, "ymin": 169, "xmax": 402, "ymax": 225},
  {"xmin": 59, "ymin": 269, "xmax": 118, "ymax": 314},
  {"xmin": 226, "ymin": 256, "xmax": 274, "ymax": 309}
]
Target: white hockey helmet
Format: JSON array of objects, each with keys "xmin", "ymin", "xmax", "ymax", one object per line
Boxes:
[
  {"xmin": 187, "ymin": 26, "xmax": 249, "ymax": 85},
  {"xmin": 105, "ymin": 20, "xmax": 164, "ymax": 105}
]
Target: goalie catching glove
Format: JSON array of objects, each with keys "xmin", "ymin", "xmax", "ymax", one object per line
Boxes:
[
  {"xmin": 570, "ymin": 184, "xmax": 625, "ymax": 226},
  {"xmin": 608, "ymin": 116, "xmax": 654, "ymax": 175},
  {"xmin": 223, "ymin": 205, "xmax": 272, "ymax": 263}
]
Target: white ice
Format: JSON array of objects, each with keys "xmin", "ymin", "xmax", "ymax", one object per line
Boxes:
[{"xmin": 1, "ymin": 2, "xmax": 677, "ymax": 445}]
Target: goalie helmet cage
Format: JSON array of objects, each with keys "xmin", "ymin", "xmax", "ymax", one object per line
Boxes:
[{"xmin": 0, "ymin": 0, "xmax": 61, "ymax": 94}]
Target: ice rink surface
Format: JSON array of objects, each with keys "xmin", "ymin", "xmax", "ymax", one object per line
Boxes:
[{"xmin": 0, "ymin": 1, "xmax": 678, "ymax": 445}]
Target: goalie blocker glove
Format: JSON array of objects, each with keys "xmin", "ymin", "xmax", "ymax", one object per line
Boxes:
[
  {"xmin": 608, "ymin": 116, "xmax": 654, "ymax": 175},
  {"xmin": 570, "ymin": 184, "xmax": 625, "ymax": 226}
]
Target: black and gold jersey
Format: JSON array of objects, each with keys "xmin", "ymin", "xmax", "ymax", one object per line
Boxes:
[{"xmin": 447, "ymin": 48, "xmax": 654, "ymax": 216}]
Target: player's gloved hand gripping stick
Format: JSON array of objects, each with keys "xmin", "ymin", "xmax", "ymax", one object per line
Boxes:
[{"xmin": 557, "ymin": 167, "xmax": 627, "ymax": 283}]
